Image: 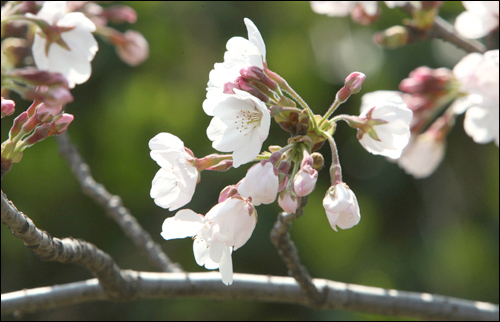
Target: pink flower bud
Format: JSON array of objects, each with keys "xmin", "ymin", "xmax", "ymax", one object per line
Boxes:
[
  {"xmin": 1, "ymin": 97, "xmax": 16, "ymax": 118},
  {"xmin": 23, "ymin": 123, "xmax": 51, "ymax": 146},
  {"xmin": 278, "ymin": 189, "xmax": 300, "ymax": 214},
  {"xmin": 219, "ymin": 185, "xmax": 239, "ymax": 203},
  {"xmin": 35, "ymin": 103, "xmax": 62, "ymax": 123},
  {"xmin": 112, "ymin": 30, "xmax": 149, "ymax": 66},
  {"xmin": 293, "ymin": 152, "xmax": 318, "ymax": 197},
  {"xmin": 344, "ymin": 72, "xmax": 366, "ymax": 94},
  {"xmin": 223, "ymin": 82, "xmax": 239, "ymax": 94},
  {"xmin": 49, "ymin": 113, "xmax": 74, "ymax": 135},
  {"xmin": 103, "ymin": 5, "xmax": 137, "ymax": 24},
  {"xmin": 9, "ymin": 111, "xmax": 28, "ymax": 138},
  {"xmin": 21, "ymin": 114, "xmax": 41, "ymax": 135},
  {"xmin": 11, "ymin": 68, "xmax": 69, "ymax": 87},
  {"xmin": 25, "ymin": 86, "xmax": 74, "ymax": 108},
  {"xmin": 240, "ymin": 66, "xmax": 266, "ymax": 82}
]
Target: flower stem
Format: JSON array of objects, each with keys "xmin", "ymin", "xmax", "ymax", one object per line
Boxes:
[
  {"xmin": 323, "ymin": 131, "xmax": 342, "ymax": 185},
  {"xmin": 319, "ymin": 98, "xmax": 342, "ymax": 127}
]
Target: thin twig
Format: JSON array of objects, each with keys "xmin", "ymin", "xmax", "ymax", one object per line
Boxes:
[
  {"xmin": 2, "ymin": 271, "xmax": 498, "ymax": 321},
  {"xmin": 55, "ymin": 132, "xmax": 182, "ymax": 273},
  {"xmin": 270, "ymin": 196, "xmax": 326, "ymax": 307},
  {"xmin": 399, "ymin": 3, "xmax": 486, "ymax": 53},
  {"xmin": 1, "ymin": 191, "xmax": 134, "ymax": 300},
  {"xmin": 430, "ymin": 15, "xmax": 486, "ymax": 53}
]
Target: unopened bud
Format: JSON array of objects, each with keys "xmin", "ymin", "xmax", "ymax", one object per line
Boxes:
[
  {"xmin": 25, "ymin": 86, "xmax": 74, "ymax": 107},
  {"xmin": 240, "ymin": 66, "xmax": 279, "ymax": 91},
  {"xmin": 115, "ymin": 30, "xmax": 149, "ymax": 66},
  {"xmin": 374, "ymin": 26, "xmax": 410, "ymax": 49},
  {"xmin": 103, "ymin": 5, "xmax": 137, "ymax": 24},
  {"xmin": 9, "ymin": 111, "xmax": 28, "ymax": 139},
  {"xmin": 35, "ymin": 103, "xmax": 62, "ymax": 123},
  {"xmin": 48, "ymin": 113, "xmax": 74, "ymax": 135},
  {"xmin": 11, "ymin": 68, "xmax": 69, "ymax": 87},
  {"xmin": 1, "ymin": 97, "xmax": 16, "ymax": 118},
  {"xmin": 278, "ymin": 189, "xmax": 299, "ymax": 214},
  {"xmin": 219, "ymin": 185, "xmax": 239, "ymax": 203},
  {"xmin": 310, "ymin": 152, "xmax": 324, "ymax": 171},
  {"xmin": 23, "ymin": 123, "xmax": 51, "ymax": 147},
  {"xmin": 344, "ymin": 72, "xmax": 366, "ymax": 94}
]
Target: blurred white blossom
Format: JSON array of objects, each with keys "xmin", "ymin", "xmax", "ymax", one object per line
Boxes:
[{"xmin": 29, "ymin": 1, "xmax": 98, "ymax": 88}]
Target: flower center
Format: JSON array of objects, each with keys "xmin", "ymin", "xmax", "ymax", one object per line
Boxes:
[{"xmin": 234, "ymin": 107, "xmax": 262, "ymax": 136}]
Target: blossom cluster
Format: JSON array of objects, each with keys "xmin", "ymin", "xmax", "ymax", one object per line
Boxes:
[
  {"xmin": 311, "ymin": 1, "xmax": 499, "ymax": 178},
  {"xmin": 1, "ymin": 1, "xmax": 149, "ymax": 170},
  {"xmin": 150, "ymin": 18, "xmax": 414, "ymax": 285}
]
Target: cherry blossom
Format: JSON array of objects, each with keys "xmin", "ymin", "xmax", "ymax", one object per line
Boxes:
[
  {"xmin": 149, "ymin": 133, "xmax": 199, "ymax": 211},
  {"xmin": 323, "ymin": 183, "xmax": 361, "ymax": 231},
  {"xmin": 454, "ymin": 1, "xmax": 499, "ymax": 39},
  {"xmin": 29, "ymin": 1, "xmax": 98, "ymax": 88},
  {"xmin": 206, "ymin": 90, "xmax": 271, "ymax": 168},
  {"xmin": 161, "ymin": 197, "xmax": 257, "ymax": 285},
  {"xmin": 203, "ymin": 18, "xmax": 266, "ymax": 116},
  {"xmin": 357, "ymin": 95, "xmax": 413, "ymax": 159},
  {"xmin": 452, "ymin": 50, "xmax": 499, "ymax": 146},
  {"xmin": 238, "ymin": 161, "xmax": 279, "ymax": 205}
]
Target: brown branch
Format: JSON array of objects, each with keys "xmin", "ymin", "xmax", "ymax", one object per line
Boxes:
[
  {"xmin": 55, "ymin": 132, "xmax": 181, "ymax": 273},
  {"xmin": 399, "ymin": 3, "xmax": 486, "ymax": 53},
  {"xmin": 1, "ymin": 191, "xmax": 134, "ymax": 300},
  {"xmin": 430, "ymin": 15, "xmax": 486, "ymax": 53},
  {"xmin": 2, "ymin": 272, "xmax": 499, "ymax": 320},
  {"xmin": 270, "ymin": 196, "xmax": 326, "ymax": 307}
]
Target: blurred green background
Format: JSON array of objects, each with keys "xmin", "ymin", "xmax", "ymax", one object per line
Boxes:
[{"xmin": 2, "ymin": 1, "xmax": 498, "ymax": 320}]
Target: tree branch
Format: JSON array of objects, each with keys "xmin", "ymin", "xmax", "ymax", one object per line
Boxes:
[
  {"xmin": 399, "ymin": 3, "xmax": 486, "ymax": 53},
  {"xmin": 270, "ymin": 196, "xmax": 326, "ymax": 307},
  {"xmin": 2, "ymin": 271, "xmax": 498, "ymax": 320},
  {"xmin": 55, "ymin": 132, "xmax": 181, "ymax": 273},
  {"xmin": 1, "ymin": 191, "xmax": 134, "ymax": 299},
  {"xmin": 430, "ymin": 15, "xmax": 486, "ymax": 53}
]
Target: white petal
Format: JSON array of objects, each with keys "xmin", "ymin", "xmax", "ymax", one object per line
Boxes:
[
  {"xmin": 193, "ymin": 234, "xmax": 219, "ymax": 269},
  {"xmin": 244, "ymin": 18, "xmax": 266, "ymax": 62},
  {"xmin": 455, "ymin": 11, "xmax": 497, "ymax": 39},
  {"xmin": 219, "ymin": 246, "xmax": 234, "ymax": 285},
  {"xmin": 160, "ymin": 209, "xmax": 204, "ymax": 240}
]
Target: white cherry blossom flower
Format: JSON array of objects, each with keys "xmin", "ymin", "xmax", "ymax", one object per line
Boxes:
[
  {"xmin": 323, "ymin": 183, "xmax": 361, "ymax": 231},
  {"xmin": 204, "ymin": 18, "xmax": 266, "ymax": 116},
  {"xmin": 161, "ymin": 197, "xmax": 257, "ymax": 285},
  {"xmin": 29, "ymin": 1, "xmax": 98, "ymax": 88},
  {"xmin": 149, "ymin": 133, "xmax": 199, "ymax": 211},
  {"xmin": 464, "ymin": 98, "xmax": 499, "ymax": 146},
  {"xmin": 238, "ymin": 161, "xmax": 279, "ymax": 205},
  {"xmin": 454, "ymin": 1, "xmax": 499, "ymax": 39},
  {"xmin": 452, "ymin": 50, "xmax": 499, "ymax": 146},
  {"xmin": 311, "ymin": 1, "xmax": 379, "ymax": 17},
  {"xmin": 206, "ymin": 90, "xmax": 271, "ymax": 168},
  {"xmin": 358, "ymin": 95, "xmax": 413, "ymax": 159}
]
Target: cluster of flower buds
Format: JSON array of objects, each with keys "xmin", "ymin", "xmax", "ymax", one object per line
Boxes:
[
  {"xmin": 151, "ymin": 18, "xmax": 414, "ymax": 285},
  {"xmin": 1, "ymin": 100, "xmax": 73, "ymax": 173},
  {"xmin": 1, "ymin": 1, "xmax": 149, "ymax": 177}
]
